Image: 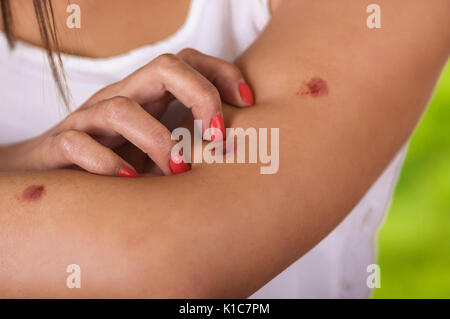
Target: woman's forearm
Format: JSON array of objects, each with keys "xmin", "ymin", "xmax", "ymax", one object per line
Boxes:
[{"xmin": 1, "ymin": 0, "xmax": 448, "ymax": 297}]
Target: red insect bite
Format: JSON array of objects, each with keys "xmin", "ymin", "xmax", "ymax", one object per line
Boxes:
[
  {"xmin": 297, "ymin": 77, "xmax": 329, "ymax": 98},
  {"xmin": 22, "ymin": 185, "xmax": 45, "ymax": 202}
]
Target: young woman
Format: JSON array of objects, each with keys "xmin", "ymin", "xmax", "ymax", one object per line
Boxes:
[{"xmin": 0, "ymin": 0, "xmax": 448, "ymax": 298}]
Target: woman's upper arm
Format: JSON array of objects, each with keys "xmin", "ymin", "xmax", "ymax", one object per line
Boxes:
[{"xmin": 1, "ymin": 0, "xmax": 449, "ymax": 297}]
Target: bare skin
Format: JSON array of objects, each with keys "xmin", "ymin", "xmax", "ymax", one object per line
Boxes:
[
  {"xmin": 2, "ymin": 0, "xmax": 191, "ymax": 57},
  {"xmin": 2, "ymin": 0, "xmax": 283, "ymax": 57},
  {"xmin": 0, "ymin": 0, "xmax": 449, "ymax": 297}
]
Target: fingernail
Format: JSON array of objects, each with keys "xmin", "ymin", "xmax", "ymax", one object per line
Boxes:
[
  {"xmin": 210, "ymin": 114, "xmax": 226, "ymax": 142},
  {"xmin": 119, "ymin": 166, "xmax": 140, "ymax": 178},
  {"xmin": 170, "ymin": 152, "xmax": 191, "ymax": 175},
  {"xmin": 239, "ymin": 81, "xmax": 254, "ymax": 105}
]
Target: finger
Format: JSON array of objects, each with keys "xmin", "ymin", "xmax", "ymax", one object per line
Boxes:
[
  {"xmin": 120, "ymin": 54, "xmax": 226, "ymax": 140},
  {"xmin": 66, "ymin": 96, "xmax": 191, "ymax": 175},
  {"xmin": 40, "ymin": 130, "xmax": 139, "ymax": 177},
  {"xmin": 177, "ymin": 48, "xmax": 254, "ymax": 107}
]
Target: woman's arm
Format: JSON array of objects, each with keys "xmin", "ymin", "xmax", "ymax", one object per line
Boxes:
[{"xmin": 1, "ymin": 0, "xmax": 449, "ymax": 297}]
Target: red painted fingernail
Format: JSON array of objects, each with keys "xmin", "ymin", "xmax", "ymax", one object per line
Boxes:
[
  {"xmin": 119, "ymin": 166, "xmax": 140, "ymax": 178},
  {"xmin": 239, "ymin": 82, "xmax": 254, "ymax": 105},
  {"xmin": 170, "ymin": 152, "xmax": 191, "ymax": 175},
  {"xmin": 210, "ymin": 114, "xmax": 226, "ymax": 142}
]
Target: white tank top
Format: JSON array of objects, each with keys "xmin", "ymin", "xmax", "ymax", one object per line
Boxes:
[{"xmin": 0, "ymin": 0, "xmax": 406, "ymax": 298}]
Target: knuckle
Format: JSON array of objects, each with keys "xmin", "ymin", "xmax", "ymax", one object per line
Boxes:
[
  {"xmin": 198, "ymin": 85, "xmax": 221, "ymax": 107},
  {"xmin": 177, "ymin": 47, "xmax": 197, "ymax": 58},
  {"xmin": 102, "ymin": 96, "xmax": 134, "ymax": 123},
  {"xmin": 151, "ymin": 126, "xmax": 172, "ymax": 152},
  {"xmin": 154, "ymin": 53, "xmax": 179, "ymax": 69},
  {"xmin": 220, "ymin": 63, "xmax": 242, "ymax": 80},
  {"xmin": 62, "ymin": 111, "xmax": 78, "ymax": 128},
  {"xmin": 58, "ymin": 130, "xmax": 82, "ymax": 158}
]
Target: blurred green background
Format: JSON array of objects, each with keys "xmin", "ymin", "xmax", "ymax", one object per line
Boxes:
[{"xmin": 373, "ymin": 61, "xmax": 450, "ymax": 298}]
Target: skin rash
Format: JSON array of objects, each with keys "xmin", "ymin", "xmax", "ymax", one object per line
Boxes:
[
  {"xmin": 21, "ymin": 185, "xmax": 45, "ymax": 202},
  {"xmin": 297, "ymin": 77, "xmax": 329, "ymax": 97}
]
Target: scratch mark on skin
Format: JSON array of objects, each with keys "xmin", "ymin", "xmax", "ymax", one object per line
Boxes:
[
  {"xmin": 21, "ymin": 185, "xmax": 45, "ymax": 202},
  {"xmin": 296, "ymin": 77, "xmax": 329, "ymax": 98}
]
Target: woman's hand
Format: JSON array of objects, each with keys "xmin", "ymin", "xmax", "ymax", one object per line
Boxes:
[{"xmin": 0, "ymin": 49, "xmax": 254, "ymax": 176}]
